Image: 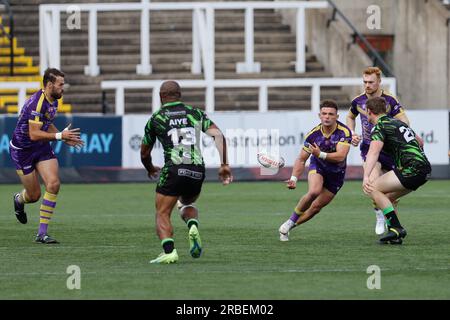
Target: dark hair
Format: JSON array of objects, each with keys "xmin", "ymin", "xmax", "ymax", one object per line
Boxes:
[
  {"xmin": 366, "ymin": 97, "xmax": 387, "ymax": 115},
  {"xmin": 159, "ymin": 80, "xmax": 181, "ymax": 100},
  {"xmin": 320, "ymin": 99, "xmax": 338, "ymax": 111},
  {"xmin": 43, "ymin": 68, "xmax": 65, "ymax": 87}
]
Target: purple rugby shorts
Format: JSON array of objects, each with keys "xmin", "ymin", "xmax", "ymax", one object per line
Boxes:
[
  {"xmin": 9, "ymin": 142, "xmax": 56, "ymax": 175},
  {"xmin": 308, "ymin": 160, "xmax": 345, "ymax": 195}
]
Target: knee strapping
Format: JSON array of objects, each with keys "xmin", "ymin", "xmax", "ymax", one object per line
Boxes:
[{"xmin": 177, "ymin": 200, "xmax": 197, "ymax": 212}]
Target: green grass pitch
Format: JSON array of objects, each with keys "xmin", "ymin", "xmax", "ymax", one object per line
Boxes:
[{"xmin": 0, "ymin": 180, "xmax": 449, "ymax": 299}]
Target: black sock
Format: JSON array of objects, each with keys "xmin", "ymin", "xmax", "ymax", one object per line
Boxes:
[
  {"xmin": 162, "ymin": 238, "xmax": 174, "ymax": 254},
  {"xmin": 383, "ymin": 207, "xmax": 402, "ymax": 229}
]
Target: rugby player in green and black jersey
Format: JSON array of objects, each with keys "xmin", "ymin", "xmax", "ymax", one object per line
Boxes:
[
  {"xmin": 141, "ymin": 81, "xmax": 233, "ymax": 264},
  {"xmin": 363, "ymin": 97, "xmax": 431, "ymax": 244}
]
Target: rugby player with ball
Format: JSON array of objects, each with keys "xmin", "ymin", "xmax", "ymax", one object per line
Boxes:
[{"xmin": 278, "ymin": 100, "xmax": 352, "ymax": 241}]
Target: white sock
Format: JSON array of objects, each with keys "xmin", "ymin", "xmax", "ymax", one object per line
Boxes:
[{"xmin": 287, "ymin": 219, "xmax": 295, "ymax": 229}]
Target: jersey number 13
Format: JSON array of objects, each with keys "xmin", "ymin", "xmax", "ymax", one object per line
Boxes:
[{"xmin": 168, "ymin": 127, "xmax": 197, "ymax": 146}]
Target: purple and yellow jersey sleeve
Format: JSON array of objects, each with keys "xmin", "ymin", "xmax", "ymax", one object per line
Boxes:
[
  {"xmin": 24, "ymin": 90, "xmax": 58, "ymax": 130},
  {"xmin": 11, "ymin": 90, "xmax": 58, "ymax": 149},
  {"xmin": 337, "ymin": 124, "xmax": 352, "ymax": 146},
  {"xmin": 382, "ymin": 91, "xmax": 404, "ymax": 118},
  {"xmin": 27, "ymin": 91, "xmax": 46, "ymax": 125},
  {"xmin": 302, "ymin": 125, "xmax": 321, "ymax": 153},
  {"xmin": 303, "ymin": 121, "xmax": 351, "ymax": 173},
  {"xmin": 349, "ymin": 92, "xmax": 366, "ymax": 117},
  {"xmin": 351, "ymin": 93, "xmax": 372, "ymax": 144},
  {"xmin": 351, "ymin": 91, "xmax": 404, "ymax": 146}
]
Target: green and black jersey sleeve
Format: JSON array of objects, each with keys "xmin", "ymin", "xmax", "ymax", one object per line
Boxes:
[
  {"xmin": 187, "ymin": 107, "xmax": 214, "ymax": 133},
  {"xmin": 371, "ymin": 115, "xmax": 430, "ymax": 177},
  {"xmin": 142, "ymin": 113, "xmax": 158, "ymax": 147},
  {"xmin": 141, "ymin": 102, "xmax": 215, "ymax": 167}
]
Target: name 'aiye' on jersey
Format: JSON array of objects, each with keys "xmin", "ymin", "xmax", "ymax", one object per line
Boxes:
[{"xmin": 142, "ymin": 102, "xmax": 215, "ymax": 167}]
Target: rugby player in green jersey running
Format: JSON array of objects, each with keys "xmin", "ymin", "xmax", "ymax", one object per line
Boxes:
[
  {"xmin": 363, "ymin": 97, "xmax": 431, "ymax": 244},
  {"xmin": 141, "ymin": 81, "xmax": 233, "ymax": 264}
]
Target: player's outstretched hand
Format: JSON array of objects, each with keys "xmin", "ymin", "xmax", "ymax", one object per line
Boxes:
[
  {"xmin": 147, "ymin": 166, "xmax": 161, "ymax": 179},
  {"xmin": 351, "ymin": 134, "xmax": 361, "ymax": 147},
  {"xmin": 61, "ymin": 127, "xmax": 81, "ymax": 142},
  {"xmin": 61, "ymin": 124, "xmax": 84, "ymax": 149},
  {"xmin": 218, "ymin": 164, "xmax": 233, "ymax": 185},
  {"xmin": 64, "ymin": 139, "xmax": 84, "ymax": 150},
  {"xmin": 285, "ymin": 179, "xmax": 297, "ymax": 189}
]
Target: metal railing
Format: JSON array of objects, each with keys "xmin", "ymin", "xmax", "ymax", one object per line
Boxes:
[
  {"xmin": 0, "ymin": 0, "xmax": 14, "ymax": 76},
  {"xmin": 39, "ymin": 1, "xmax": 328, "ymax": 77},
  {"xmin": 0, "ymin": 82, "xmax": 41, "ymax": 114},
  {"xmin": 101, "ymin": 77, "xmax": 397, "ymax": 115},
  {"xmin": 325, "ymin": 0, "xmax": 394, "ymax": 77}
]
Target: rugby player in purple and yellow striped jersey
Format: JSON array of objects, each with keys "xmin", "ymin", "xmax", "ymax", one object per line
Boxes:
[
  {"xmin": 278, "ymin": 100, "xmax": 352, "ymax": 241},
  {"xmin": 9, "ymin": 68, "xmax": 84, "ymax": 244},
  {"xmin": 346, "ymin": 67, "xmax": 423, "ymax": 235}
]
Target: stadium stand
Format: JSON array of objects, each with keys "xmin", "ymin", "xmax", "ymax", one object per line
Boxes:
[
  {"xmin": 6, "ymin": 0, "xmax": 351, "ymax": 113},
  {"xmin": 1, "ymin": 0, "xmax": 448, "ymax": 184},
  {"xmin": 0, "ymin": 1, "xmax": 71, "ymax": 113}
]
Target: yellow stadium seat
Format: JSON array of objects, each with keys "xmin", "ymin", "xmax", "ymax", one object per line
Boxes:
[
  {"xmin": 0, "ymin": 37, "xmax": 17, "ymax": 47},
  {"xmin": 6, "ymin": 105, "xmax": 18, "ymax": 113},
  {"xmin": 0, "ymin": 28, "xmax": 73, "ymax": 114},
  {"xmin": 0, "ymin": 66, "xmax": 39, "ymax": 75},
  {"xmin": 0, "ymin": 56, "xmax": 33, "ymax": 67},
  {"xmin": 0, "ymin": 47, "xmax": 25, "ymax": 55},
  {"xmin": 0, "ymin": 88, "xmax": 37, "ymax": 95},
  {"xmin": 0, "ymin": 76, "xmax": 41, "ymax": 82}
]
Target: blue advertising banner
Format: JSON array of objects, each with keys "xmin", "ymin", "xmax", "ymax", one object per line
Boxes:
[
  {"xmin": 52, "ymin": 116, "xmax": 122, "ymax": 167},
  {"xmin": 0, "ymin": 115, "xmax": 122, "ymax": 168},
  {"xmin": 0, "ymin": 116, "xmax": 20, "ymax": 168}
]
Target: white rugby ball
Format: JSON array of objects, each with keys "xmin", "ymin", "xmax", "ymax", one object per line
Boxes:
[{"xmin": 257, "ymin": 152, "xmax": 285, "ymax": 169}]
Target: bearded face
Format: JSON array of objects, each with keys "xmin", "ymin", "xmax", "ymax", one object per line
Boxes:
[
  {"xmin": 49, "ymin": 76, "xmax": 65, "ymax": 100},
  {"xmin": 363, "ymin": 74, "xmax": 381, "ymax": 96}
]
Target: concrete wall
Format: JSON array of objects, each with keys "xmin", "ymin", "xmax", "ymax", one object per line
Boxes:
[
  {"xmin": 278, "ymin": 0, "xmax": 450, "ymax": 109},
  {"xmin": 279, "ymin": 1, "xmax": 395, "ymax": 35},
  {"xmin": 331, "ymin": 0, "xmax": 395, "ymax": 35},
  {"xmin": 393, "ymin": 0, "xmax": 450, "ymax": 109},
  {"xmin": 278, "ymin": 3, "xmax": 374, "ymax": 100},
  {"xmin": 306, "ymin": 8, "xmax": 373, "ymax": 99}
]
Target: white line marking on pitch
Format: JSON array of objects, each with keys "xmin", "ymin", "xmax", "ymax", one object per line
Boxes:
[{"xmin": 1, "ymin": 267, "xmax": 449, "ymax": 277}]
